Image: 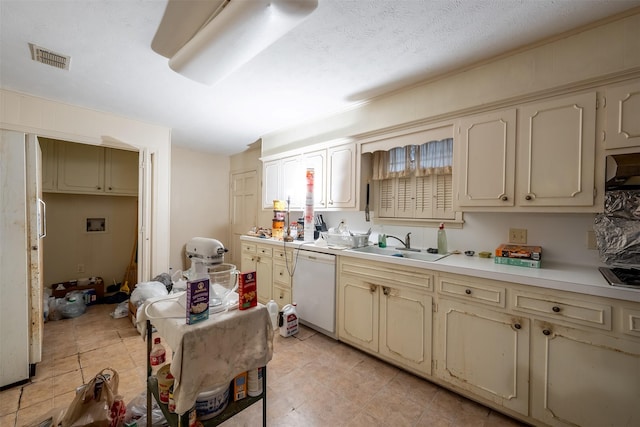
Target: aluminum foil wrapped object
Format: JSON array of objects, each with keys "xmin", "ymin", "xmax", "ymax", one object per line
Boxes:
[{"xmin": 594, "ymin": 190, "xmax": 640, "ymax": 266}]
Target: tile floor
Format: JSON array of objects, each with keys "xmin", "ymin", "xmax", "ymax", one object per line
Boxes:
[{"xmin": 1, "ymin": 303, "xmax": 527, "ymax": 427}]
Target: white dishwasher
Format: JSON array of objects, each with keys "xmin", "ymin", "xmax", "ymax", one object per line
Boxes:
[{"xmin": 292, "ymin": 250, "xmax": 337, "ymax": 339}]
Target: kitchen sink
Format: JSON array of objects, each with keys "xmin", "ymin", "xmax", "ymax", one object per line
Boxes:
[{"xmin": 346, "ymin": 245, "xmax": 450, "ymax": 262}]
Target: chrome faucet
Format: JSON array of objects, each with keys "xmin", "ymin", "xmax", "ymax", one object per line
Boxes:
[{"xmin": 386, "ymin": 232, "xmax": 418, "ymax": 251}]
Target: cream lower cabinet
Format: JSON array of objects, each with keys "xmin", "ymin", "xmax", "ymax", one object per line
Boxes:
[
  {"xmin": 240, "ymin": 243, "xmax": 272, "ymax": 304},
  {"xmin": 435, "ymin": 276, "xmax": 529, "ymax": 416},
  {"xmin": 272, "ymin": 248, "xmax": 293, "ymax": 308},
  {"xmin": 338, "ymin": 258, "xmax": 432, "ymax": 375},
  {"xmin": 530, "ymin": 320, "xmax": 640, "ymax": 427}
]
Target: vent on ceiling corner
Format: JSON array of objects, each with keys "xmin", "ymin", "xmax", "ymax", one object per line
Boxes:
[{"xmin": 29, "ymin": 43, "xmax": 70, "ymax": 70}]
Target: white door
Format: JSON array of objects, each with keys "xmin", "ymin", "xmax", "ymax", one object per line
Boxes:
[
  {"xmin": 0, "ymin": 130, "xmax": 31, "ymax": 386},
  {"xmin": 229, "ymin": 170, "xmax": 258, "ymax": 267}
]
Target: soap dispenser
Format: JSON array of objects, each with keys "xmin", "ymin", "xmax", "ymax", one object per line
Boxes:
[{"xmin": 437, "ymin": 223, "xmax": 447, "ymax": 254}]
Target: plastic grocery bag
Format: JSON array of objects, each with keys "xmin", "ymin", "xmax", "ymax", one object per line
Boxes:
[
  {"xmin": 59, "ymin": 292, "xmax": 87, "ymax": 319},
  {"xmin": 61, "ymin": 368, "xmax": 119, "ymax": 427},
  {"xmin": 129, "ymin": 281, "xmax": 168, "ymax": 306}
]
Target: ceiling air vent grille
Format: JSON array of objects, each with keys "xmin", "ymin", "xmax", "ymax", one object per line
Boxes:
[{"xmin": 29, "ymin": 43, "xmax": 70, "ymax": 70}]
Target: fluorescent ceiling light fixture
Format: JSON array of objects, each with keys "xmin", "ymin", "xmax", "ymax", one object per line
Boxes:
[{"xmin": 154, "ymin": 0, "xmax": 318, "ymax": 85}]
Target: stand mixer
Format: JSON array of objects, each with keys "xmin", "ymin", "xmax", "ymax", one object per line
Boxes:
[{"xmin": 184, "ymin": 237, "xmax": 238, "ymax": 312}]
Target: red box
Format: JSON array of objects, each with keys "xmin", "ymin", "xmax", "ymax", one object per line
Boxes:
[{"xmin": 238, "ymin": 271, "xmax": 257, "ymax": 310}]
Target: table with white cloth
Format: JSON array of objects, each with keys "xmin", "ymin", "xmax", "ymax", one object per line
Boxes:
[{"xmin": 138, "ymin": 294, "xmax": 274, "ymax": 425}]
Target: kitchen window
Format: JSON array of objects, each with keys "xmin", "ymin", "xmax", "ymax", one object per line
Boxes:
[{"xmin": 373, "ymin": 138, "xmax": 456, "ymax": 220}]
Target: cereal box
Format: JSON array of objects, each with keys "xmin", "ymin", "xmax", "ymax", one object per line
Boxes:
[
  {"xmin": 238, "ymin": 271, "xmax": 257, "ymax": 310},
  {"xmin": 186, "ymin": 278, "xmax": 209, "ymax": 324},
  {"xmin": 495, "ymin": 244, "xmax": 542, "ymax": 260}
]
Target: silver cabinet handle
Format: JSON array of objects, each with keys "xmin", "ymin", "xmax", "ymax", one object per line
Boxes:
[{"xmin": 39, "ymin": 198, "xmax": 46, "ymax": 238}]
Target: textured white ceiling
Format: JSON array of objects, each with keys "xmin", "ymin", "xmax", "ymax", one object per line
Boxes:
[{"xmin": 1, "ymin": 0, "xmax": 639, "ymax": 155}]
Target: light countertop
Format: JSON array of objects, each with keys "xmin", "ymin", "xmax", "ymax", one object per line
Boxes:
[{"xmin": 240, "ymin": 235, "xmax": 640, "ymax": 303}]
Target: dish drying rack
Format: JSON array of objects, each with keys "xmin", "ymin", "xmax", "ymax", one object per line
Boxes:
[{"xmin": 324, "ymin": 229, "xmax": 371, "ymax": 249}]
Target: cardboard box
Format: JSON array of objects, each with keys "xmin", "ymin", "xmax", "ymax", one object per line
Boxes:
[
  {"xmin": 51, "ymin": 278, "xmax": 105, "ymax": 300},
  {"xmin": 186, "ymin": 278, "xmax": 210, "ymax": 325},
  {"xmin": 238, "ymin": 272, "xmax": 257, "ymax": 310},
  {"xmin": 494, "ymin": 256, "xmax": 542, "ymax": 268},
  {"xmin": 128, "ymin": 299, "xmax": 138, "ymax": 326},
  {"xmin": 495, "ymin": 244, "xmax": 542, "ymax": 260}
]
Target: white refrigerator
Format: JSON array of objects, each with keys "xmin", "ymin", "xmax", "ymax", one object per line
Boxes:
[{"xmin": 0, "ymin": 130, "xmax": 45, "ymax": 388}]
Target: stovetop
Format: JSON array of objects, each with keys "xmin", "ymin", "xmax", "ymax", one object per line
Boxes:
[{"xmin": 599, "ymin": 267, "xmax": 640, "ymax": 289}]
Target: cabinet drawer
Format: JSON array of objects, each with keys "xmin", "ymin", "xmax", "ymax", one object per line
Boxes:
[
  {"xmin": 621, "ymin": 307, "xmax": 640, "ymax": 337},
  {"xmin": 438, "ymin": 275, "xmax": 506, "ymax": 308},
  {"xmin": 273, "ymin": 262, "xmax": 292, "ymax": 287},
  {"xmin": 256, "ymin": 245, "xmax": 272, "ymax": 257},
  {"xmin": 273, "ymin": 249, "xmax": 292, "ymax": 263},
  {"xmin": 241, "ymin": 243, "xmax": 257, "ymax": 254},
  {"xmin": 512, "ymin": 290, "xmax": 612, "ymax": 330},
  {"xmin": 273, "ymin": 285, "xmax": 291, "ymax": 308},
  {"xmin": 340, "ymin": 259, "xmax": 433, "ymax": 291}
]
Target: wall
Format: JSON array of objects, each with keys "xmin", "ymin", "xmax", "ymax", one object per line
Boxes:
[
  {"xmin": 261, "ymin": 11, "xmax": 640, "ymax": 154},
  {"xmin": 170, "ymin": 146, "xmax": 230, "ymax": 272},
  {"xmin": 42, "ymin": 193, "xmax": 137, "ymax": 287},
  {"xmin": 320, "ymin": 211, "xmax": 600, "ymax": 267}
]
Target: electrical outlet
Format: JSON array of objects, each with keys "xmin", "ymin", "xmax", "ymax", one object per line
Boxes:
[
  {"xmin": 508, "ymin": 228, "xmax": 527, "ymax": 244},
  {"xmin": 77, "ymin": 263, "xmax": 85, "ymax": 273},
  {"xmin": 587, "ymin": 230, "xmax": 597, "ymax": 250}
]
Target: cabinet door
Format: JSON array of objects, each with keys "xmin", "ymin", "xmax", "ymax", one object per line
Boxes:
[
  {"xmin": 105, "ymin": 148, "xmax": 138, "ymax": 195},
  {"xmin": 240, "ymin": 252, "xmax": 256, "ymax": 274},
  {"xmin": 517, "ymin": 92, "xmax": 596, "ymax": 206},
  {"xmin": 394, "ymin": 176, "xmax": 414, "ymax": 218},
  {"xmin": 455, "ymin": 109, "xmax": 516, "ymax": 207},
  {"xmin": 379, "ymin": 285, "xmax": 432, "ymax": 375},
  {"xmin": 531, "ymin": 320, "xmax": 640, "ymax": 426},
  {"xmin": 337, "ymin": 275, "xmax": 379, "ymax": 353},
  {"xmin": 39, "ymin": 138, "xmax": 57, "ymax": 191},
  {"xmin": 57, "ymin": 142, "xmax": 105, "ymax": 193},
  {"xmin": 256, "ymin": 255, "xmax": 272, "ymax": 304},
  {"xmin": 377, "ymin": 179, "xmax": 395, "ymax": 217},
  {"xmin": 436, "ymin": 298, "xmax": 530, "ymax": 415},
  {"xmin": 303, "ymin": 149, "xmax": 326, "ymax": 209},
  {"xmin": 262, "ymin": 159, "xmax": 280, "ymax": 209},
  {"xmin": 605, "ymin": 80, "xmax": 640, "ymax": 149},
  {"xmin": 281, "ymin": 155, "xmax": 303, "ymax": 209},
  {"xmin": 327, "ymin": 143, "xmax": 356, "ymax": 208}
]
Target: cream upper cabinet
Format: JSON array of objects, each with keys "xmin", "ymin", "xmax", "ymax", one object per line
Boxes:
[
  {"xmin": 517, "ymin": 92, "xmax": 596, "ymax": 207},
  {"xmin": 327, "ymin": 143, "xmax": 357, "ymax": 208},
  {"xmin": 530, "ymin": 320, "xmax": 640, "ymax": 426},
  {"xmin": 44, "ymin": 140, "xmax": 137, "ymax": 196},
  {"xmin": 104, "ymin": 148, "xmax": 138, "ymax": 195},
  {"xmin": 262, "ymin": 159, "xmax": 281, "ymax": 209},
  {"xmin": 605, "ymin": 80, "xmax": 640, "ymax": 149},
  {"xmin": 262, "ymin": 141, "xmax": 367, "ymax": 211},
  {"xmin": 303, "ymin": 149, "xmax": 327, "ymax": 209},
  {"xmin": 57, "ymin": 141, "xmax": 105, "ymax": 193},
  {"xmin": 455, "ymin": 108, "xmax": 516, "ymax": 207},
  {"xmin": 39, "ymin": 138, "xmax": 57, "ymax": 192},
  {"xmin": 454, "ymin": 92, "xmax": 597, "ymax": 211},
  {"xmin": 261, "ymin": 155, "xmax": 303, "ymax": 209}
]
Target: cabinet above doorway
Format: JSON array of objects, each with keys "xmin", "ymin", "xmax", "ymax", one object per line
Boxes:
[{"xmin": 41, "ymin": 138, "xmax": 139, "ymax": 196}]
